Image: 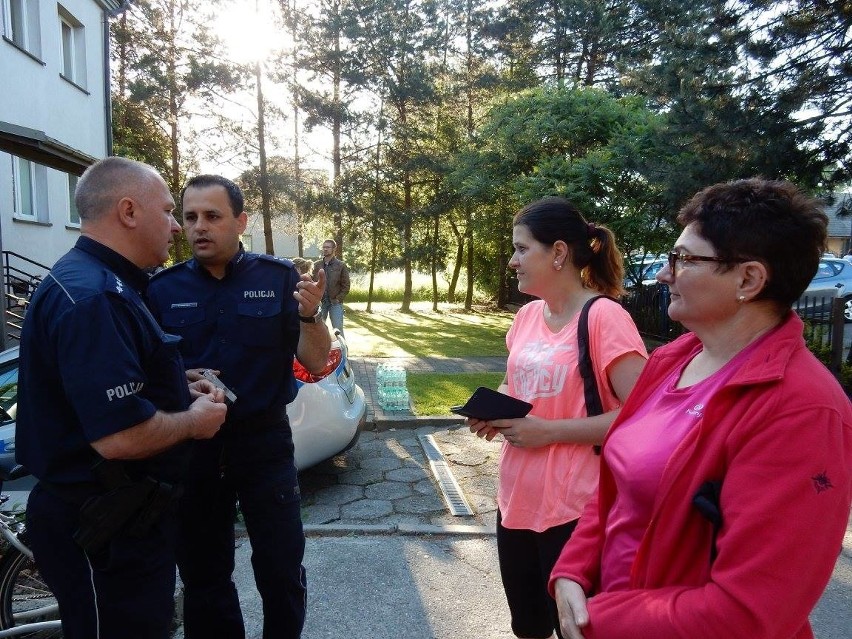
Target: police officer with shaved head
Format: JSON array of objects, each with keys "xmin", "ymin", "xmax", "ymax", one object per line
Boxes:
[
  {"xmin": 16, "ymin": 157, "xmax": 228, "ymax": 639},
  {"xmin": 147, "ymin": 174, "xmax": 331, "ymax": 639}
]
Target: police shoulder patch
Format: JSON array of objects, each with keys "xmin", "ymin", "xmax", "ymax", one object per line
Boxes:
[
  {"xmin": 257, "ymin": 254, "xmax": 295, "ymax": 269},
  {"xmin": 149, "ymin": 260, "xmax": 191, "ymax": 282}
]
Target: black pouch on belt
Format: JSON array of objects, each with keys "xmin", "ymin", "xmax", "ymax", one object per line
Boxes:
[
  {"xmin": 72, "ymin": 458, "xmax": 181, "ymax": 554},
  {"xmin": 72, "ymin": 480, "xmax": 155, "ymax": 554}
]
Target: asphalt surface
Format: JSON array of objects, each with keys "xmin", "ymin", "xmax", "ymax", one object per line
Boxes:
[{"xmin": 169, "ymin": 355, "xmax": 852, "ymax": 639}]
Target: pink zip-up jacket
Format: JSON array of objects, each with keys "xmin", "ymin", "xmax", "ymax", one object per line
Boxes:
[{"xmin": 549, "ymin": 312, "xmax": 852, "ymax": 639}]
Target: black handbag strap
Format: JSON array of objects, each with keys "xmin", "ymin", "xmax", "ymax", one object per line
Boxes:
[{"xmin": 577, "ymin": 295, "xmax": 613, "ymax": 454}]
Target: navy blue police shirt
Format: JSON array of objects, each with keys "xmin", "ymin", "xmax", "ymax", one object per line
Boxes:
[
  {"xmin": 16, "ymin": 236, "xmax": 192, "ymax": 487},
  {"xmin": 147, "ymin": 246, "xmax": 301, "ymax": 425}
]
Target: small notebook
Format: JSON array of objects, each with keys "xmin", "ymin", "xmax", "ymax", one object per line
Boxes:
[{"xmin": 450, "ymin": 386, "xmax": 533, "ymax": 421}]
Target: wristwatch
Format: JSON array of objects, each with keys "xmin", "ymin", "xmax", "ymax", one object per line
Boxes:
[{"xmin": 298, "ymin": 308, "xmax": 322, "ymax": 324}]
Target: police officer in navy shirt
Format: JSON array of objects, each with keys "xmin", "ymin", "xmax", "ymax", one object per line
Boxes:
[
  {"xmin": 147, "ymin": 174, "xmax": 331, "ymax": 639},
  {"xmin": 16, "ymin": 157, "xmax": 228, "ymax": 639}
]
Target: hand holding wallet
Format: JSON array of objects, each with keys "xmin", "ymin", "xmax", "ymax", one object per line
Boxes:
[{"xmin": 450, "ymin": 386, "xmax": 532, "ymax": 421}]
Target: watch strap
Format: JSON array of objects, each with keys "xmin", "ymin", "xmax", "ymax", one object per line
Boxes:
[{"xmin": 299, "ymin": 309, "xmax": 321, "ymax": 323}]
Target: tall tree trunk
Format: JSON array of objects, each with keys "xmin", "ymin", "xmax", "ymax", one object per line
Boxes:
[
  {"xmin": 447, "ymin": 218, "xmax": 463, "ymax": 303},
  {"xmin": 167, "ymin": 0, "xmax": 183, "ymax": 261},
  {"xmin": 402, "ymin": 170, "xmax": 412, "ymax": 312},
  {"xmin": 256, "ymin": 60, "xmax": 274, "ymax": 255},
  {"xmin": 464, "ymin": 221, "xmax": 473, "ymax": 310},
  {"xmin": 431, "ymin": 183, "xmax": 439, "ymax": 312},
  {"xmin": 332, "ymin": 0, "xmax": 343, "ymax": 253},
  {"xmin": 368, "ymin": 98, "xmax": 384, "ymax": 314}
]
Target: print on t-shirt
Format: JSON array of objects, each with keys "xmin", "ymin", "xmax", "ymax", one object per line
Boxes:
[{"xmin": 512, "ymin": 340, "xmax": 573, "ymax": 401}]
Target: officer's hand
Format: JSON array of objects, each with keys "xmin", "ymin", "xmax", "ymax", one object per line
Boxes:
[
  {"xmin": 295, "ymin": 268, "xmax": 326, "ymax": 317},
  {"xmin": 186, "ymin": 368, "xmax": 220, "ymax": 383},
  {"xmin": 189, "ymin": 379, "xmax": 225, "ymax": 402},
  {"xmin": 188, "ymin": 394, "xmax": 227, "ymax": 439}
]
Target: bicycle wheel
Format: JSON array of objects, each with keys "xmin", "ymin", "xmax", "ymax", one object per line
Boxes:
[{"xmin": 0, "ymin": 547, "xmax": 61, "ymax": 637}]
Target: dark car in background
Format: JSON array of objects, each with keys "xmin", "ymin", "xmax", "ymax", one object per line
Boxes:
[{"xmin": 623, "ymin": 255, "xmax": 667, "ymax": 290}]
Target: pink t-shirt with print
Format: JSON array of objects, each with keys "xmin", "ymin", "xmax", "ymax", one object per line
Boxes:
[{"xmin": 499, "ymin": 298, "xmax": 647, "ymax": 532}]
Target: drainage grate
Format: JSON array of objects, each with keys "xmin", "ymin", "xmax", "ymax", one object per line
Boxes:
[{"xmin": 419, "ymin": 434, "xmax": 474, "ymax": 516}]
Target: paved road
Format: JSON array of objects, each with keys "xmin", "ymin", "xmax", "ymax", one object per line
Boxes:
[
  {"xmin": 171, "ymin": 426, "xmax": 851, "ymax": 639},
  {"xmin": 171, "ymin": 339, "xmax": 852, "ymax": 638}
]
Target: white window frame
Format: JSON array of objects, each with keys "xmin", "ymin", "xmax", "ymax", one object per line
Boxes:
[
  {"xmin": 11, "ymin": 157, "xmax": 47, "ymax": 222},
  {"xmin": 2, "ymin": 0, "xmax": 41, "ymax": 57},
  {"xmin": 67, "ymin": 173, "xmax": 80, "ymax": 226},
  {"xmin": 58, "ymin": 4, "xmax": 85, "ymax": 88}
]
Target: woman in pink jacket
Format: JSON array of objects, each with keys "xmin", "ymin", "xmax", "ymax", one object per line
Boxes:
[{"xmin": 549, "ymin": 178, "xmax": 852, "ymax": 639}]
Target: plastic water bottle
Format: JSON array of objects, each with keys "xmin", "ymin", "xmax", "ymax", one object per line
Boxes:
[{"xmin": 376, "ymin": 362, "xmax": 409, "ymax": 411}]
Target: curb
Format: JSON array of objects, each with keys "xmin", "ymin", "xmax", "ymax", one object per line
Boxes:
[
  {"xmin": 371, "ymin": 414, "xmax": 466, "ymax": 431},
  {"xmin": 303, "ymin": 522, "xmax": 495, "ymax": 537}
]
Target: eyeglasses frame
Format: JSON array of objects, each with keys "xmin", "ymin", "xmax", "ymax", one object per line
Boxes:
[{"xmin": 667, "ymin": 251, "xmax": 747, "ymax": 273}]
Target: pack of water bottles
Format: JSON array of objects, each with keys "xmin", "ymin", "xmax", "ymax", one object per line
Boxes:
[{"xmin": 376, "ymin": 362, "xmax": 410, "ymax": 411}]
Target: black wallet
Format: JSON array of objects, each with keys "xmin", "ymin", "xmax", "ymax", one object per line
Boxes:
[{"xmin": 450, "ymin": 387, "xmax": 533, "ymax": 421}]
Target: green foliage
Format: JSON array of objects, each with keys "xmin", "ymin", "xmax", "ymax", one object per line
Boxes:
[
  {"xmin": 449, "ymin": 85, "xmax": 677, "ymax": 295},
  {"xmin": 105, "ymin": 0, "xmax": 852, "ymax": 301},
  {"xmin": 803, "ymin": 322, "xmax": 852, "ymax": 393},
  {"xmin": 111, "ymin": 97, "xmax": 171, "ymax": 178}
]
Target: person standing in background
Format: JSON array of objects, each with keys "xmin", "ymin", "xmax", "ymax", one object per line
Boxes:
[
  {"xmin": 467, "ymin": 196, "xmax": 647, "ymax": 639},
  {"xmin": 313, "ymin": 238, "xmax": 350, "ymax": 335}
]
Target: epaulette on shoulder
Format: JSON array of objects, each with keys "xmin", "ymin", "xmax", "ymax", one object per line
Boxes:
[
  {"xmin": 257, "ymin": 254, "xmax": 295, "ymax": 269},
  {"xmin": 149, "ymin": 261, "xmax": 191, "ymax": 282}
]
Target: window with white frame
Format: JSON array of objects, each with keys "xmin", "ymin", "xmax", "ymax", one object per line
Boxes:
[
  {"xmin": 58, "ymin": 4, "xmax": 85, "ymax": 88},
  {"xmin": 2, "ymin": 0, "xmax": 42, "ymax": 57},
  {"xmin": 11, "ymin": 157, "xmax": 47, "ymax": 222},
  {"xmin": 67, "ymin": 174, "xmax": 79, "ymax": 225}
]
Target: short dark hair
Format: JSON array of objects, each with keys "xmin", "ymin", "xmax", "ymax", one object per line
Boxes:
[
  {"xmin": 677, "ymin": 178, "xmax": 827, "ymax": 307},
  {"xmin": 182, "ymin": 174, "xmax": 244, "ymax": 216},
  {"xmin": 513, "ymin": 196, "xmax": 624, "ymax": 297}
]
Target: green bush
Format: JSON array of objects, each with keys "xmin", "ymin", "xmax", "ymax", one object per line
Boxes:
[{"xmin": 802, "ymin": 322, "xmax": 852, "ymax": 394}]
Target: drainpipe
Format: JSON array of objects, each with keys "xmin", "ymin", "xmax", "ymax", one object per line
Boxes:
[{"xmin": 103, "ymin": 1, "xmax": 132, "ymax": 156}]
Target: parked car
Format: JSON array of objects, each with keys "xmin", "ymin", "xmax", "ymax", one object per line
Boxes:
[
  {"xmin": 0, "ymin": 333, "xmax": 365, "ymax": 507},
  {"xmin": 796, "ymin": 257, "xmax": 852, "ymax": 323},
  {"xmin": 623, "ymin": 255, "xmax": 667, "ymax": 289}
]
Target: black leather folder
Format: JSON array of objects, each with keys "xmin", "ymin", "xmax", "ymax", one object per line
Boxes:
[{"xmin": 450, "ymin": 386, "xmax": 533, "ymax": 421}]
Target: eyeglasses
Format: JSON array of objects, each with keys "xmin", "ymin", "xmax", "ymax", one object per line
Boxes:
[{"xmin": 667, "ymin": 252, "xmax": 745, "ymax": 272}]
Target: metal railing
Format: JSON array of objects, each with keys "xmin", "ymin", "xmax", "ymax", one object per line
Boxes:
[
  {"xmin": 1, "ymin": 252, "xmax": 51, "ymax": 347},
  {"xmin": 623, "ymin": 283, "xmax": 849, "ymax": 384}
]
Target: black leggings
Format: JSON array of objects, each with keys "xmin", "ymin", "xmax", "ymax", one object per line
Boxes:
[{"xmin": 497, "ymin": 510, "xmax": 578, "ymax": 639}]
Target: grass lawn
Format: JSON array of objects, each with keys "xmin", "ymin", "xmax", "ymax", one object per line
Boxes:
[
  {"xmin": 407, "ymin": 371, "xmax": 505, "ymax": 415},
  {"xmin": 342, "ymin": 302, "xmax": 513, "ymax": 358}
]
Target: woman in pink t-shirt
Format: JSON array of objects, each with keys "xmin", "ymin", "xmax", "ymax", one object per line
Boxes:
[{"xmin": 468, "ymin": 196, "xmax": 647, "ymax": 639}]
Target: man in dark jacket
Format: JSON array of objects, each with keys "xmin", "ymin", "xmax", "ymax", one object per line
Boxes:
[{"xmin": 313, "ymin": 238, "xmax": 350, "ymax": 335}]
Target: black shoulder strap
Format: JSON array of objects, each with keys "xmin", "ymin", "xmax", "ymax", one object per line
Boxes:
[
  {"xmin": 577, "ymin": 295, "xmax": 613, "ymax": 454},
  {"xmin": 577, "ymin": 295, "xmax": 607, "ymax": 417}
]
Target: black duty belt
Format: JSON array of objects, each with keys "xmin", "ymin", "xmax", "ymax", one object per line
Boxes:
[
  {"xmin": 38, "ymin": 479, "xmax": 103, "ymax": 507},
  {"xmin": 222, "ymin": 405, "xmax": 289, "ymax": 434}
]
